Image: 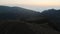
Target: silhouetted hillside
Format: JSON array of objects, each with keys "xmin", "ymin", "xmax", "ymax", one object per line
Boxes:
[
  {"xmin": 0, "ymin": 6, "xmax": 60, "ymax": 34},
  {"xmin": 0, "ymin": 6, "xmax": 40, "ymax": 20},
  {"xmin": 0, "ymin": 6, "xmax": 47, "ymax": 24},
  {"xmin": 41, "ymin": 9, "xmax": 60, "ymax": 31}
]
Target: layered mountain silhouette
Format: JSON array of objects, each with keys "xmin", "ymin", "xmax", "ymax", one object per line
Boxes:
[
  {"xmin": 0, "ymin": 5, "xmax": 60, "ymax": 32},
  {"xmin": 0, "ymin": 6, "xmax": 46, "ymax": 24}
]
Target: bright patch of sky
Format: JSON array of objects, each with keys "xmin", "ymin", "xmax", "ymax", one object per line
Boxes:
[{"xmin": 0, "ymin": 0, "xmax": 60, "ymax": 12}]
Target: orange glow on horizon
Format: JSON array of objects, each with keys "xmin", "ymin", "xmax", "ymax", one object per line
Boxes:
[
  {"xmin": 0, "ymin": 0, "xmax": 60, "ymax": 7},
  {"xmin": 20, "ymin": 1, "xmax": 60, "ymax": 7}
]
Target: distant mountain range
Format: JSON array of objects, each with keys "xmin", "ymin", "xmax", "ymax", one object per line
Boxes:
[{"xmin": 0, "ymin": 6, "xmax": 43, "ymax": 23}]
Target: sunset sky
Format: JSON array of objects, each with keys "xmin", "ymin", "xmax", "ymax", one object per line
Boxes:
[
  {"xmin": 0, "ymin": 0, "xmax": 60, "ymax": 6},
  {"xmin": 0, "ymin": 0, "xmax": 60, "ymax": 12}
]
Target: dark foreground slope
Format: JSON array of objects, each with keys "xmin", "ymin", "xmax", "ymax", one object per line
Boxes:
[
  {"xmin": 0, "ymin": 21, "xmax": 36, "ymax": 34},
  {"xmin": 27, "ymin": 23, "xmax": 60, "ymax": 34},
  {"xmin": 0, "ymin": 18, "xmax": 60, "ymax": 34}
]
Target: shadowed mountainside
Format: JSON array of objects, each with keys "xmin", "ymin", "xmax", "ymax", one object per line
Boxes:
[
  {"xmin": 0, "ymin": 6, "xmax": 60, "ymax": 34},
  {"xmin": 0, "ymin": 6, "xmax": 47, "ymax": 24},
  {"xmin": 41, "ymin": 9, "xmax": 60, "ymax": 31}
]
